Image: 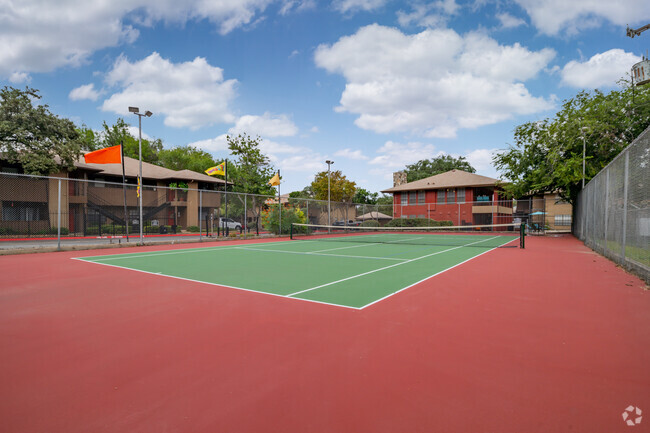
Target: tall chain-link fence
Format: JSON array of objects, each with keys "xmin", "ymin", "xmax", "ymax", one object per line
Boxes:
[
  {"xmin": 573, "ymin": 126, "xmax": 650, "ymax": 283},
  {"xmin": 1, "ymin": 170, "xmax": 576, "ymax": 250}
]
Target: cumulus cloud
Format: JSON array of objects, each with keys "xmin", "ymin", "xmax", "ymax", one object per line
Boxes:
[
  {"xmin": 101, "ymin": 53, "xmax": 237, "ymax": 129},
  {"xmin": 8, "ymin": 72, "xmax": 30, "ymax": 84},
  {"xmin": 561, "ymin": 49, "xmax": 641, "ymax": 89},
  {"xmin": 228, "ymin": 113, "xmax": 298, "ymax": 137},
  {"xmin": 397, "ymin": 0, "xmax": 460, "ymax": 28},
  {"xmin": 496, "ymin": 12, "xmax": 526, "ymax": 29},
  {"xmin": 333, "ymin": 0, "xmax": 388, "ymax": 13},
  {"xmin": 188, "ymin": 134, "xmax": 230, "ymax": 153},
  {"xmin": 334, "ymin": 148, "xmax": 369, "ymax": 160},
  {"xmin": 315, "ymin": 24, "xmax": 555, "ymax": 138},
  {"xmin": 512, "ymin": 0, "xmax": 650, "ymax": 35},
  {"xmin": 463, "ymin": 148, "xmax": 498, "ymax": 174},
  {"xmin": 369, "ymin": 141, "xmax": 440, "ymax": 169},
  {"xmin": 0, "ymin": 0, "xmax": 272, "ymax": 78},
  {"xmin": 69, "ymin": 84, "xmax": 101, "ymax": 101}
]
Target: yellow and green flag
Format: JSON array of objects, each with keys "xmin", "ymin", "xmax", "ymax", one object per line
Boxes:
[{"xmin": 205, "ymin": 162, "xmax": 226, "ymax": 176}]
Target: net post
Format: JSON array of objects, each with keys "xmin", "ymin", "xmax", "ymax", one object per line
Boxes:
[
  {"xmin": 520, "ymin": 222, "xmax": 525, "ymax": 249},
  {"xmin": 290, "ymin": 223, "xmax": 293, "ymax": 240}
]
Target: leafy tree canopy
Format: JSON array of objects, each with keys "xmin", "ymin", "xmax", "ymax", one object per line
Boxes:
[
  {"xmin": 289, "ymin": 186, "xmax": 314, "ymax": 199},
  {"xmin": 493, "ymin": 82, "xmax": 650, "ymax": 204},
  {"xmin": 101, "ymin": 118, "xmax": 163, "ymax": 165},
  {"xmin": 158, "ymin": 145, "xmax": 217, "ymax": 174},
  {"xmin": 352, "ymin": 188, "xmax": 378, "ymax": 204},
  {"xmin": 0, "ymin": 86, "xmax": 84, "ymax": 175},
  {"xmin": 225, "ymin": 134, "xmax": 276, "ymax": 196},
  {"xmin": 311, "ymin": 170, "xmax": 356, "ymax": 202},
  {"xmin": 405, "ymin": 155, "xmax": 475, "ymax": 182}
]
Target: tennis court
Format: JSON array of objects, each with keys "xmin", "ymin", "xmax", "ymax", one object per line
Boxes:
[
  {"xmin": 75, "ymin": 224, "xmax": 522, "ymax": 309},
  {"xmin": 2, "ymin": 232, "xmax": 649, "ymax": 433}
]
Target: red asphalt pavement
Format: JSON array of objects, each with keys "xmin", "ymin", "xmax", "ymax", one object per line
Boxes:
[{"xmin": 0, "ymin": 235, "xmax": 648, "ymax": 433}]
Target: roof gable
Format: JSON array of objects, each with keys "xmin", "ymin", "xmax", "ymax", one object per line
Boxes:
[{"xmin": 381, "ymin": 169, "xmax": 503, "ymax": 193}]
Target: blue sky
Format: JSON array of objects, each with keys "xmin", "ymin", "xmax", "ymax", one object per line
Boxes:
[{"xmin": 2, "ymin": 0, "xmax": 649, "ymax": 194}]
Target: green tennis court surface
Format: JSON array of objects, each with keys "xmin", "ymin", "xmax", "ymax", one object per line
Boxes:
[{"xmin": 75, "ymin": 233, "xmax": 519, "ymax": 309}]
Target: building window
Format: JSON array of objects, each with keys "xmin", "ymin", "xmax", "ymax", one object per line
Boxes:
[
  {"xmin": 1, "ymin": 202, "xmax": 46, "ymax": 221},
  {"xmin": 417, "ymin": 190, "xmax": 425, "ymax": 204},
  {"xmin": 446, "ymin": 188, "xmax": 455, "ymax": 204},
  {"xmin": 437, "ymin": 190, "xmax": 445, "ymax": 204},
  {"xmin": 555, "ymin": 215, "xmax": 572, "ymax": 226},
  {"xmin": 409, "ymin": 191, "xmax": 416, "ymax": 205},
  {"xmin": 457, "ymin": 188, "xmax": 465, "ymax": 203},
  {"xmin": 401, "ymin": 193, "xmax": 407, "ymax": 206}
]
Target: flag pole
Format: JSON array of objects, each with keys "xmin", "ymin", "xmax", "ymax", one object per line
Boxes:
[
  {"xmin": 278, "ymin": 170, "xmax": 281, "ymax": 235},
  {"xmin": 121, "ymin": 141, "xmax": 129, "ymax": 242}
]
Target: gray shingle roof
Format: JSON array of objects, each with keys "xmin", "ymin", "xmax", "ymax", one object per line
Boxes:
[{"xmin": 381, "ymin": 169, "xmax": 503, "ymax": 193}]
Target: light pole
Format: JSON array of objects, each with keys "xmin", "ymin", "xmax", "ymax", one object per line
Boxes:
[
  {"xmin": 129, "ymin": 106, "xmax": 153, "ymax": 244},
  {"xmin": 326, "ymin": 160, "xmax": 334, "ymax": 228}
]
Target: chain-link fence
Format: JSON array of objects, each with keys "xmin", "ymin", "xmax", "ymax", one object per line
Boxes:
[
  {"xmin": 1, "ymin": 170, "xmax": 577, "ymax": 249},
  {"xmin": 574, "ymin": 126, "xmax": 650, "ymax": 283}
]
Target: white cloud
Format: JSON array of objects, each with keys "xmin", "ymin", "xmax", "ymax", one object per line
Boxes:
[
  {"xmin": 126, "ymin": 126, "xmax": 152, "ymax": 141},
  {"xmin": 315, "ymin": 25, "xmax": 555, "ymax": 138},
  {"xmin": 101, "ymin": 52, "xmax": 237, "ymax": 129},
  {"xmin": 188, "ymin": 134, "xmax": 230, "ymax": 153},
  {"xmin": 561, "ymin": 49, "xmax": 641, "ymax": 89},
  {"xmin": 334, "ymin": 148, "xmax": 369, "ymax": 160},
  {"xmin": 69, "ymin": 84, "xmax": 101, "ymax": 101},
  {"xmin": 512, "ymin": 0, "xmax": 650, "ymax": 35},
  {"xmin": 496, "ymin": 12, "xmax": 526, "ymax": 29},
  {"xmin": 8, "ymin": 71, "xmax": 30, "ymax": 84},
  {"xmin": 369, "ymin": 141, "xmax": 440, "ymax": 169},
  {"xmin": 333, "ymin": 0, "xmax": 388, "ymax": 13},
  {"xmin": 463, "ymin": 148, "xmax": 497, "ymax": 174},
  {"xmin": 0, "ymin": 0, "xmax": 273, "ymax": 78},
  {"xmin": 397, "ymin": 0, "xmax": 459, "ymax": 28},
  {"xmin": 228, "ymin": 113, "xmax": 298, "ymax": 137}
]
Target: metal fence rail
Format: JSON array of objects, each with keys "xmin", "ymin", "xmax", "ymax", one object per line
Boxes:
[
  {"xmin": 573, "ymin": 126, "xmax": 650, "ymax": 283},
  {"xmin": 1, "ymin": 170, "xmax": 574, "ymax": 250}
]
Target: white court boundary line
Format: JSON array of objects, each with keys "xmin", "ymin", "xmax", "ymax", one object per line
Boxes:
[
  {"xmin": 72, "ymin": 235, "xmax": 518, "ymax": 309},
  {"xmin": 73, "ymin": 239, "xmax": 321, "ymax": 262},
  {"xmin": 287, "ymin": 236, "xmax": 501, "ymax": 297},
  {"xmin": 233, "ymin": 246, "xmax": 408, "ymax": 261}
]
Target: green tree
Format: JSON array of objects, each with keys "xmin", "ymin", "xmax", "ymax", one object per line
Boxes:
[
  {"xmin": 158, "ymin": 145, "xmax": 217, "ymax": 173},
  {"xmin": 289, "ymin": 186, "xmax": 314, "ymax": 199},
  {"xmin": 0, "ymin": 86, "xmax": 84, "ymax": 175},
  {"xmin": 493, "ymin": 83, "xmax": 650, "ymax": 204},
  {"xmin": 226, "ymin": 134, "xmax": 276, "ymax": 196},
  {"xmin": 352, "ymin": 188, "xmax": 378, "ymax": 204},
  {"xmin": 376, "ymin": 194, "xmax": 394, "ymax": 217},
  {"xmin": 261, "ymin": 204, "xmax": 308, "ymax": 235},
  {"xmin": 311, "ymin": 170, "xmax": 356, "ymax": 202},
  {"xmin": 101, "ymin": 118, "xmax": 163, "ymax": 164},
  {"xmin": 218, "ymin": 134, "xmax": 277, "ymax": 226},
  {"xmin": 405, "ymin": 155, "xmax": 475, "ymax": 182},
  {"xmin": 77, "ymin": 124, "xmax": 101, "ymax": 152}
]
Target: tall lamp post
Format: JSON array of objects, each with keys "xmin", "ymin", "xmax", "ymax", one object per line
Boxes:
[
  {"xmin": 128, "ymin": 106, "xmax": 153, "ymax": 244},
  {"xmin": 326, "ymin": 160, "xmax": 334, "ymax": 228}
]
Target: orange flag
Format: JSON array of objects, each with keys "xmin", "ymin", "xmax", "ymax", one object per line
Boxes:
[{"xmin": 84, "ymin": 145, "xmax": 122, "ymax": 164}]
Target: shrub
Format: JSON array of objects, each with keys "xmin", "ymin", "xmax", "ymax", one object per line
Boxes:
[
  {"xmin": 261, "ymin": 204, "xmax": 308, "ymax": 235},
  {"xmin": 187, "ymin": 225, "xmax": 200, "ymax": 233},
  {"xmin": 360, "ymin": 220, "xmax": 380, "ymax": 227},
  {"xmin": 37, "ymin": 227, "xmax": 70, "ymax": 236},
  {"xmin": 385, "ymin": 218, "xmax": 453, "ymax": 227},
  {"xmin": 0, "ymin": 227, "xmax": 17, "ymax": 235}
]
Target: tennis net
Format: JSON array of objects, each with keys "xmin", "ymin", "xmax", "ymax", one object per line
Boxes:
[{"xmin": 290, "ymin": 222, "xmax": 525, "ymax": 248}]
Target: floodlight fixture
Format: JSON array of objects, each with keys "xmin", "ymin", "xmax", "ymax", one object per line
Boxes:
[{"xmin": 128, "ymin": 106, "xmax": 139, "ymax": 114}]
